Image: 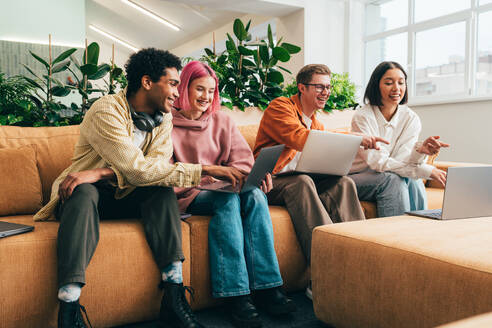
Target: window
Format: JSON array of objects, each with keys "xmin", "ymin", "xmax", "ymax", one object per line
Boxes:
[
  {"xmin": 365, "ymin": 33, "xmax": 407, "ymax": 81},
  {"xmin": 414, "ymin": 0, "xmax": 469, "ymax": 22},
  {"xmin": 476, "ymin": 10, "xmax": 492, "ymax": 95},
  {"xmin": 415, "ymin": 22, "xmax": 466, "ymax": 96},
  {"xmin": 364, "ymin": 0, "xmax": 492, "ymax": 101}
]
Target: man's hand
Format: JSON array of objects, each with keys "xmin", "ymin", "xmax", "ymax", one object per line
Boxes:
[
  {"xmin": 430, "ymin": 167, "xmax": 447, "ymax": 188},
  {"xmin": 260, "ymin": 173, "xmax": 273, "ymax": 194},
  {"xmin": 58, "ymin": 168, "xmax": 115, "ymax": 202},
  {"xmin": 353, "ymin": 132, "xmax": 389, "ymax": 150},
  {"xmin": 418, "ymin": 136, "xmax": 450, "ymax": 155},
  {"xmin": 202, "ymin": 165, "xmax": 248, "ymax": 188}
]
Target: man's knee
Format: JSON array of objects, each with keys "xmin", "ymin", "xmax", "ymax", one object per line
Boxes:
[
  {"xmin": 212, "ymin": 192, "xmax": 241, "ymax": 212},
  {"xmin": 292, "ymin": 174, "xmax": 316, "ymax": 190},
  {"xmin": 381, "ymin": 172, "xmax": 407, "ymax": 194},
  {"xmin": 338, "ymin": 175, "xmax": 357, "ymax": 190}
]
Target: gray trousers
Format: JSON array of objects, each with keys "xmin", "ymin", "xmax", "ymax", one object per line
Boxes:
[
  {"xmin": 267, "ymin": 174, "xmax": 365, "ymax": 264},
  {"xmin": 56, "ymin": 182, "xmax": 183, "ymax": 288}
]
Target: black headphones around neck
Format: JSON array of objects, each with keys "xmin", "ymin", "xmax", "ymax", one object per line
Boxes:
[{"xmin": 130, "ymin": 107, "xmax": 164, "ymax": 132}]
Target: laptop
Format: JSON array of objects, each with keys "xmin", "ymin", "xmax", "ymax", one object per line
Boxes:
[
  {"xmin": 276, "ymin": 130, "xmax": 362, "ymax": 176},
  {"xmin": 0, "ymin": 221, "xmax": 34, "ymax": 238},
  {"xmin": 406, "ymin": 166, "xmax": 492, "ymax": 220},
  {"xmin": 199, "ymin": 144, "xmax": 285, "ymax": 194}
]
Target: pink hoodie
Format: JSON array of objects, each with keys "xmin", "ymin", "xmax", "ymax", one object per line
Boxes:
[{"xmin": 171, "ymin": 108, "xmax": 254, "ymax": 212}]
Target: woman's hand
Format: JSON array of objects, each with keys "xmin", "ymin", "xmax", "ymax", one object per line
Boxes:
[
  {"xmin": 259, "ymin": 173, "xmax": 273, "ymax": 194},
  {"xmin": 352, "ymin": 132, "xmax": 389, "ymax": 150},
  {"xmin": 430, "ymin": 168, "xmax": 447, "ymax": 188},
  {"xmin": 418, "ymin": 136, "xmax": 450, "ymax": 155}
]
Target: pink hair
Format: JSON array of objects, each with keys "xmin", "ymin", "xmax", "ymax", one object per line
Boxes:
[{"xmin": 175, "ymin": 61, "xmax": 220, "ymax": 113}]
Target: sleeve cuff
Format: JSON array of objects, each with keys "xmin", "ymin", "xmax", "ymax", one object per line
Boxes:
[
  {"xmin": 409, "ymin": 142, "xmax": 428, "ymax": 164},
  {"xmin": 416, "ymin": 163, "xmax": 434, "ymax": 179}
]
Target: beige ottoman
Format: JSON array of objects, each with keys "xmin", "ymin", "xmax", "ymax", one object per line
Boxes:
[
  {"xmin": 437, "ymin": 312, "xmax": 492, "ymax": 328},
  {"xmin": 311, "ymin": 216, "xmax": 492, "ymax": 328}
]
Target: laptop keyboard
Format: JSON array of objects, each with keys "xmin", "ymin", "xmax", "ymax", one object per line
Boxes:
[{"xmin": 412, "ymin": 209, "xmax": 443, "ymax": 219}]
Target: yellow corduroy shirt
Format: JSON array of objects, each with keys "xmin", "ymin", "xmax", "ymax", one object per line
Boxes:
[{"xmin": 34, "ymin": 90, "xmax": 202, "ymax": 221}]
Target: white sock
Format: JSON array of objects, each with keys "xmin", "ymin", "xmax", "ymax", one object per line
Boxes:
[
  {"xmin": 162, "ymin": 261, "xmax": 183, "ymax": 284},
  {"xmin": 58, "ymin": 283, "xmax": 82, "ymax": 302}
]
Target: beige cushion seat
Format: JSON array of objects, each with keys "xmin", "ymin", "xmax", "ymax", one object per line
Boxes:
[{"xmin": 311, "ymin": 215, "xmax": 492, "ymax": 328}]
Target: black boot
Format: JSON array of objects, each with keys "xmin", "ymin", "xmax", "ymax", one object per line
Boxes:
[
  {"xmin": 58, "ymin": 300, "xmax": 92, "ymax": 328},
  {"xmin": 227, "ymin": 295, "xmax": 262, "ymax": 328},
  {"xmin": 254, "ymin": 286, "xmax": 297, "ymax": 316},
  {"xmin": 159, "ymin": 281, "xmax": 205, "ymax": 328}
]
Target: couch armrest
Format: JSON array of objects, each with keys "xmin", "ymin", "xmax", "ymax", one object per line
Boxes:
[{"xmin": 426, "ymin": 161, "xmax": 490, "ymax": 188}]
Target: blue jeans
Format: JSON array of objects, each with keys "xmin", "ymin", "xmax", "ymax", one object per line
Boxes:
[
  {"xmin": 187, "ymin": 188, "xmax": 283, "ymax": 298},
  {"xmin": 349, "ymin": 169, "xmax": 427, "ymax": 217}
]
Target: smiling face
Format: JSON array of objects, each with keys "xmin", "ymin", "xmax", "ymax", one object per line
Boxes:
[
  {"xmin": 147, "ymin": 67, "xmax": 180, "ymax": 113},
  {"xmin": 187, "ymin": 75, "xmax": 216, "ymax": 115},
  {"xmin": 298, "ymin": 73, "xmax": 331, "ymax": 112},
  {"xmin": 379, "ymin": 68, "xmax": 406, "ymax": 109}
]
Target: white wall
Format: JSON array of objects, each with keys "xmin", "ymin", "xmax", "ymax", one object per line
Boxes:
[
  {"xmin": 412, "ymin": 100, "xmax": 492, "ymax": 164},
  {"xmin": 0, "ymin": 0, "xmax": 85, "ymax": 47},
  {"xmin": 303, "ymin": 0, "xmax": 345, "ymax": 73},
  {"xmin": 170, "ymin": 14, "xmax": 271, "ymax": 58},
  {"xmin": 276, "ymin": 9, "xmax": 304, "ymax": 82}
]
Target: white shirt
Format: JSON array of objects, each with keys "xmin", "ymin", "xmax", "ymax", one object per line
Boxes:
[
  {"xmin": 132, "ymin": 125, "xmax": 148, "ymax": 150},
  {"xmin": 279, "ymin": 113, "xmax": 313, "ymax": 173},
  {"xmin": 349, "ymin": 104, "xmax": 434, "ymax": 179}
]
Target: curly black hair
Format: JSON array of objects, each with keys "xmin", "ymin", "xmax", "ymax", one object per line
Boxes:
[{"xmin": 125, "ymin": 48, "xmax": 182, "ymax": 96}]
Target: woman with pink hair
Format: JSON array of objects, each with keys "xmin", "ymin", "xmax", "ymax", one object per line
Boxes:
[{"xmin": 171, "ymin": 61, "xmax": 296, "ymax": 327}]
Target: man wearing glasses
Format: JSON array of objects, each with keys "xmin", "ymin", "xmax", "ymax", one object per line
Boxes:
[{"xmin": 253, "ymin": 64, "xmax": 386, "ymax": 298}]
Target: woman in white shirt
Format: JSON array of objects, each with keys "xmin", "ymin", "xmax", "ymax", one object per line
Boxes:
[{"xmin": 349, "ymin": 61, "xmax": 449, "ymax": 217}]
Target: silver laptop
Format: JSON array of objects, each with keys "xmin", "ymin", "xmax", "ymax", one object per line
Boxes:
[
  {"xmin": 0, "ymin": 221, "xmax": 34, "ymax": 238},
  {"xmin": 199, "ymin": 144, "xmax": 285, "ymax": 194},
  {"xmin": 406, "ymin": 166, "xmax": 492, "ymax": 220},
  {"xmin": 276, "ymin": 130, "xmax": 362, "ymax": 176}
]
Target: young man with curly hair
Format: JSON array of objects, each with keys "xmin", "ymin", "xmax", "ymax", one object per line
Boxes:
[{"xmin": 35, "ymin": 48, "xmax": 243, "ymax": 328}]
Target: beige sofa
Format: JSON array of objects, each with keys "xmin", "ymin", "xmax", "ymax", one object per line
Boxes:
[{"xmin": 0, "ymin": 124, "xmax": 446, "ymax": 327}]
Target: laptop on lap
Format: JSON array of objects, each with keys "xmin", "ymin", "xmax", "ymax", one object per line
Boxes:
[
  {"xmin": 406, "ymin": 166, "xmax": 492, "ymax": 220},
  {"xmin": 0, "ymin": 221, "xmax": 34, "ymax": 238},
  {"xmin": 199, "ymin": 144, "xmax": 285, "ymax": 194},
  {"xmin": 276, "ymin": 130, "xmax": 362, "ymax": 176}
]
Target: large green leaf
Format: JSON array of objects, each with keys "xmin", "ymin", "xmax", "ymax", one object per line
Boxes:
[
  {"xmin": 242, "ymin": 58, "xmax": 256, "ymax": 67},
  {"xmin": 267, "ymin": 24, "xmax": 274, "ymax": 48},
  {"xmin": 51, "ymin": 86, "xmax": 71, "ymax": 97},
  {"xmin": 226, "ymin": 33, "xmax": 237, "ymax": 52},
  {"xmin": 204, "ymin": 48, "xmax": 214, "ymax": 56},
  {"xmin": 281, "ymin": 42, "xmax": 301, "ymax": 54},
  {"xmin": 80, "ymin": 63, "xmax": 98, "ymax": 76},
  {"xmin": 29, "ymin": 51, "xmax": 49, "ymax": 69},
  {"xmin": 52, "ymin": 60, "xmax": 71, "ymax": 73},
  {"xmin": 259, "ymin": 45, "xmax": 269, "ymax": 65},
  {"xmin": 267, "ymin": 70, "xmax": 284, "ymax": 84},
  {"xmin": 22, "ymin": 64, "xmax": 42, "ymax": 80},
  {"xmin": 89, "ymin": 63, "xmax": 111, "ymax": 80},
  {"xmin": 53, "ymin": 48, "xmax": 77, "ymax": 65},
  {"xmin": 238, "ymin": 46, "xmax": 254, "ymax": 56},
  {"xmin": 23, "ymin": 77, "xmax": 43, "ymax": 90},
  {"xmin": 277, "ymin": 66, "xmax": 292, "ymax": 74},
  {"xmin": 233, "ymin": 19, "xmax": 248, "ymax": 41},
  {"xmin": 83, "ymin": 42, "xmax": 100, "ymax": 65},
  {"xmin": 245, "ymin": 20, "xmax": 251, "ymax": 32},
  {"xmin": 272, "ymin": 46, "xmax": 290, "ymax": 62}
]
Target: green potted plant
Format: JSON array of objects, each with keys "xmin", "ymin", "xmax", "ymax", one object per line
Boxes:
[{"xmin": 200, "ymin": 18, "xmax": 301, "ymax": 110}]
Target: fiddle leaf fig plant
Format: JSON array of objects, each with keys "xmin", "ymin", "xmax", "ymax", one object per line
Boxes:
[{"xmin": 200, "ymin": 18, "xmax": 301, "ymax": 110}]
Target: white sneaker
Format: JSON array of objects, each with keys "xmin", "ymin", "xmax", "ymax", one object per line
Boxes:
[{"xmin": 305, "ymin": 283, "xmax": 312, "ymax": 300}]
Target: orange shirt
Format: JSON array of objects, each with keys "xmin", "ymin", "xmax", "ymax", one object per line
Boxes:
[{"xmin": 253, "ymin": 94, "xmax": 324, "ymax": 173}]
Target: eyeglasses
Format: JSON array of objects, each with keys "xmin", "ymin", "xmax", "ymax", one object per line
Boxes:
[{"xmin": 303, "ymin": 83, "xmax": 332, "ymax": 93}]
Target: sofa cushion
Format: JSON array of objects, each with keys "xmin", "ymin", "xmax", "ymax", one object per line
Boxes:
[
  {"xmin": 0, "ymin": 125, "xmax": 80, "ymax": 204},
  {"xmin": 0, "ymin": 215, "xmax": 191, "ymax": 328},
  {"xmin": 0, "ymin": 145, "xmax": 43, "ymax": 216}
]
